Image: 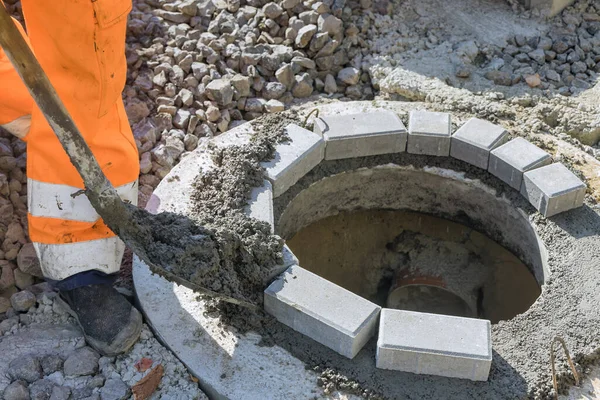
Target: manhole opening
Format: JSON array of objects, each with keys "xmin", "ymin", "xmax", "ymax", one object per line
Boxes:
[{"xmin": 286, "ymin": 209, "xmax": 541, "ymax": 323}]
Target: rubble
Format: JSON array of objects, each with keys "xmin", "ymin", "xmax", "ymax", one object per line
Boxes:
[{"xmin": 0, "ymin": 289, "xmax": 206, "ymax": 399}]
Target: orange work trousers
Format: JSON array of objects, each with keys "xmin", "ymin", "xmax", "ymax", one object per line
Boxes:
[{"xmin": 0, "ymin": 0, "xmax": 139, "ymax": 280}]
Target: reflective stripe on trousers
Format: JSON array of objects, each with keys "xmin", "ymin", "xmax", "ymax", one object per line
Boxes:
[{"xmin": 28, "ymin": 179, "xmax": 138, "ymax": 281}]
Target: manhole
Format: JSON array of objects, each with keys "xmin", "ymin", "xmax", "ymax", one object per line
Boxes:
[{"xmin": 133, "ymin": 102, "xmax": 600, "ymax": 400}]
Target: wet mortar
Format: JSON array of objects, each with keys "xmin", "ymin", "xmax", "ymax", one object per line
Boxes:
[{"xmin": 125, "ymin": 111, "xmax": 301, "ymax": 306}]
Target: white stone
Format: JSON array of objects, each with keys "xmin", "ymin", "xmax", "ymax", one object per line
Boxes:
[
  {"xmin": 488, "ymin": 137, "xmax": 552, "ymax": 190},
  {"xmin": 376, "ymin": 309, "xmax": 492, "ymax": 381},
  {"xmin": 261, "ymin": 124, "xmax": 325, "ymax": 197},
  {"xmin": 407, "ymin": 111, "xmax": 452, "ymax": 156},
  {"xmin": 244, "ymin": 180, "xmax": 274, "ymax": 233},
  {"xmin": 337, "ymin": 67, "xmax": 360, "ymax": 85},
  {"xmin": 314, "ymin": 111, "xmax": 407, "ymax": 160},
  {"xmin": 265, "ymin": 99, "xmax": 285, "ymax": 113},
  {"xmin": 264, "ymin": 265, "xmax": 381, "ymax": 359},
  {"xmin": 450, "ymin": 118, "xmax": 508, "ymax": 169},
  {"xmin": 295, "ymin": 25, "xmax": 317, "ymax": 48},
  {"xmin": 520, "ymin": 163, "xmax": 586, "ymax": 217}
]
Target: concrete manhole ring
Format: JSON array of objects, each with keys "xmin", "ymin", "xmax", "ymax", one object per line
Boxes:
[{"xmin": 133, "ymin": 101, "xmax": 600, "ymax": 400}]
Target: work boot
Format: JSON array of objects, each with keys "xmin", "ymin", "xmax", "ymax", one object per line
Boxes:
[{"xmin": 57, "ymin": 284, "xmax": 142, "ymax": 357}]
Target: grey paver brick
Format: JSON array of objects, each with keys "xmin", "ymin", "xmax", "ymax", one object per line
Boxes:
[
  {"xmin": 261, "ymin": 124, "xmax": 325, "ymax": 197},
  {"xmin": 520, "ymin": 163, "xmax": 586, "ymax": 217},
  {"xmin": 264, "ymin": 265, "xmax": 381, "ymax": 359},
  {"xmin": 376, "ymin": 309, "xmax": 492, "ymax": 381},
  {"xmin": 407, "ymin": 111, "xmax": 452, "ymax": 156},
  {"xmin": 488, "ymin": 137, "xmax": 552, "ymax": 190},
  {"xmin": 450, "ymin": 118, "xmax": 508, "ymax": 169},
  {"xmin": 314, "ymin": 111, "xmax": 407, "ymax": 160}
]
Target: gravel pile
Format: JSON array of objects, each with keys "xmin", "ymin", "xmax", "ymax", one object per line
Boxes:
[
  {"xmin": 125, "ymin": 0, "xmax": 373, "ymax": 207},
  {"xmin": 485, "ymin": 7, "xmax": 600, "ymax": 94},
  {"xmin": 0, "ymin": 131, "xmax": 42, "ymax": 315},
  {"xmin": 1, "ymin": 286, "xmax": 206, "ymax": 399},
  {"xmin": 358, "ymin": 0, "xmax": 600, "ymax": 97}
]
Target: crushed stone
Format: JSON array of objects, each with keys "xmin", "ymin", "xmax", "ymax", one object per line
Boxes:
[{"xmin": 0, "ymin": 287, "xmax": 207, "ymax": 399}]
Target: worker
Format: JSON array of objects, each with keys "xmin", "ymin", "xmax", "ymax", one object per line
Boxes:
[{"xmin": 0, "ymin": 1, "xmax": 142, "ymax": 356}]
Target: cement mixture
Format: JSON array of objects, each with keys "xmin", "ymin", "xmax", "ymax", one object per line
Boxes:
[{"xmin": 129, "ymin": 112, "xmax": 303, "ymax": 306}]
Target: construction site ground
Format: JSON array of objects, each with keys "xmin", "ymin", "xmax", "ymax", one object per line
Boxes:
[{"xmin": 1, "ymin": 0, "xmax": 600, "ymax": 398}]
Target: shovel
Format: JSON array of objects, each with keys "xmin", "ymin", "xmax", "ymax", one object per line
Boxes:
[{"xmin": 0, "ymin": 4, "xmax": 259, "ymax": 311}]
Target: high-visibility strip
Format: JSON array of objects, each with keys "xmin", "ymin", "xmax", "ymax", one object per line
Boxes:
[
  {"xmin": 28, "ymin": 216, "xmax": 116, "ymax": 245},
  {"xmin": 28, "ymin": 179, "xmax": 138, "ymax": 222},
  {"xmin": 33, "ymin": 238, "xmax": 124, "ymax": 280}
]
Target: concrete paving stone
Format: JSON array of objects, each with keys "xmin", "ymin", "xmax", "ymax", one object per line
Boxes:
[
  {"xmin": 450, "ymin": 118, "xmax": 509, "ymax": 169},
  {"xmin": 314, "ymin": 111, "xmax": 407, "ymax": 160},
  {"xmin": 376, "ymin": 309, "xmax": 492, "ymax": 381},
  {"xmin": 244, "ymin": 180, "xmax": 274, "ymax": 233},
  {"xmin": 520, "ymin": 163, "xmax": 586, "ymax": 217},
  {"xmin": 261, "ymin": 124, "xmax": 325, "ymax": 197},
  {"xmin": 488, "ymin": 137, "xmax": 552, "ymax": 190},
  {"xmin": 264, "ymin": 265, "xmax": 381, "ymax": 359},
  {"xmin": 407, "ymin": 111, "xmax": 452, "ymax": 156}
]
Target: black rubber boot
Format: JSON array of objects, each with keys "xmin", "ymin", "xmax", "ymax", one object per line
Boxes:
[{"xmin": 57, "ymin": 284, "xmax": 142, "ymax": 357}]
